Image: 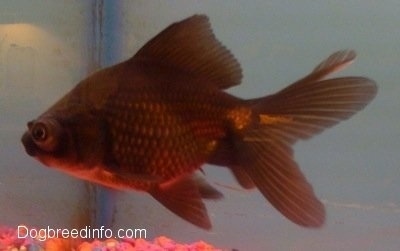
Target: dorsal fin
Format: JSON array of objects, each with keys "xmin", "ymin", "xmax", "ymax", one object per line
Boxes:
[{"xmin": 133, "ymin": 15, "xmax": 242, "ymax": 90}]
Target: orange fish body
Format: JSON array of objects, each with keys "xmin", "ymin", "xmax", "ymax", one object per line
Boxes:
[{"xmin": 21, "ymin": 15, "xmax": 377, "ymax": 229}]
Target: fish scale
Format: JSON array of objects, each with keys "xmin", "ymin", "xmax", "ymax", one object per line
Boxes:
[
  {"xmin": 21, "ymin": 15, "xmax": 377, "ymax": 230},
  {"xmin": 105, "ymin": 83, "xmax": 226, "ymax": 180}
]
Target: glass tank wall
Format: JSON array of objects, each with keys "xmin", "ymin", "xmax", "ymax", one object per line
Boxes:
[{"xmin": 0, "ymin": 1, "xmax": 399, "ymax": 250}]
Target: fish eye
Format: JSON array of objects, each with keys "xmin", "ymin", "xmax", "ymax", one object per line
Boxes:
[
  {"xmin": 31, "ymin": 122, "xmax": 48, "ymax": 142},
  {"xmin": 29, "ymin": 118, "xmax": 63, "ymax": 152}
]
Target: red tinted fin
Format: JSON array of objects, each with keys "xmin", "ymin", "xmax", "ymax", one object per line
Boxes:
[
  {"xmin": 238, "ymin": 134, "xmax": 325, "ymax": 227},
  {"xmin": 252, "ymin": 77, "xmax": 377, "ymax": 143},
  {"xmin": 150, "ymin": 176, "xmax": 212, "ymax": 229},
  {"xmin": 231, "ymin": 166, "xmax": 255, "ymax": 189},
  {"xmin": 207, "ymin": 140, "xmax": 255, "ymax": 189},
  {"xmin": 193, "ymin": 174, "xmax": 224, "ymax": 200},
  {"xmin": 236, "ymin": 51, "xmax": 377, "ymax": 227},
  {"xmin": 292, "ymin": 50, "xmax": 356, "ymax": 85},
  {"xmin": 248, "ymin": 51, "xmax": 377, "ymax": 143},
  {"xmin": 133, "ymin": 15, "xmax": 242, "ymax": 90}
]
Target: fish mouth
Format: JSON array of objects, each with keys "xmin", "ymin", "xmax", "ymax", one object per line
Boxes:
[{"xmin": 21, "ymin": 132, "xmax": 37, "ymax": 156}]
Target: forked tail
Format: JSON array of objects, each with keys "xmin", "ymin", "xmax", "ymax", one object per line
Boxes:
[{"xmin": 235, "ymin": 50, "xmax": 377, "ymax": 227}]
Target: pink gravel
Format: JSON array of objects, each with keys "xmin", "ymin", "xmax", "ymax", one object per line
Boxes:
[{"xmin": 0, "ymin": 226, "xmax": 224, "ymax": 250}]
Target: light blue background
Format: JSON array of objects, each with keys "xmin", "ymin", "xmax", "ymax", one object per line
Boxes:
[{"xmin": 0, "ymin": 1, "xmax": 398, "ymax": 250}]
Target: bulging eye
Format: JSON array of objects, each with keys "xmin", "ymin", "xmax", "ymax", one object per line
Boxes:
[
  {"xmin": 29, "ymin": 119, "xmax": 62, "ymax": 152},
  {"xmin": 32, "ymin": 122, "xmax": 48, "ymax": 142}
]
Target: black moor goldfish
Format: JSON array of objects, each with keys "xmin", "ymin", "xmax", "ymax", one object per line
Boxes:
[{"xmin": 21, "ymin": 15, "xmax": 377, "ymax": 229}]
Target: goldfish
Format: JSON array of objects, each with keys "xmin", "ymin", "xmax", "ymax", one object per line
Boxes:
[{"xmin": 21, "ymin": 15, "xmax": 377, "ymax": 229}]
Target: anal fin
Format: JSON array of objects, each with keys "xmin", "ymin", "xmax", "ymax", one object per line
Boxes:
[
  {"xmin": 150, "ymin": 176, "xmax": 213, "ymax": 229},
  {"xmin": 193, "ymin": 174, "xmax": 224, "ymax": 200}
]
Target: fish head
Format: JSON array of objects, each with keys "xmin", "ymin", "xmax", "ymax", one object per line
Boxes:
[
  {"xmin": 21, "ymin": 116, "xmax": 71, "ymax": 167},
  {"xmin": 21, "ymin": 104, "xmax": 112, "ymax": 179}
]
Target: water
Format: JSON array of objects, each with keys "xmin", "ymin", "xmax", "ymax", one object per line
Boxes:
[{"xmin": 0, "ymin": 1, "xmax": 399, "ymax": 250}]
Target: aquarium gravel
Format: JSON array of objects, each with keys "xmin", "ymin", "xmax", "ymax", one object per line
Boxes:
[{"xmin": 0, "ymin": 226, "xmax": 224, "ymax": 251}]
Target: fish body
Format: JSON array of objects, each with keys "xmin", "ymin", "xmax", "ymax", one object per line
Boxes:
[{"xmin": 21, "ymin": 15, "xmax": 377, "ymax": 229}]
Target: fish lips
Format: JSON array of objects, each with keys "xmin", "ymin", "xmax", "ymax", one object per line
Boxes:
[{"xmin": 21, "ymin": 132, "xmax": 38, "ymax": 156}]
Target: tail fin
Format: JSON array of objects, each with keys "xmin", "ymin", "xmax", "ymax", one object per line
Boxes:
[
  {"xmin": 237, "ymin": 50, "xmax": 377, "ymax": 227},
  {"xmin": 248, "ymin": 50, "xmax": 377, "ymax": 142}
]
